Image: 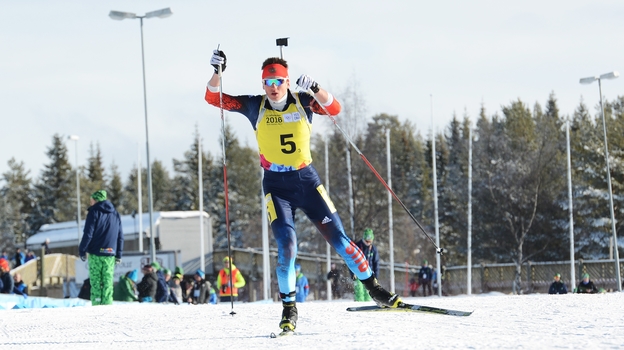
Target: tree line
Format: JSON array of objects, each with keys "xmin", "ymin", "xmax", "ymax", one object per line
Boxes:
[{"xmin": 1, "ymin": 93, "xmax": 623, "ymax": 282}]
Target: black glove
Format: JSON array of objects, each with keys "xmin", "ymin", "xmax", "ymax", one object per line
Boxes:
[
  {"xmin": 221, "ymin": 285, "xmax": 227, "ymax": 293},
  {"xmin": 80, "ymin": 255, "xmax": 87, "ymax": 262},
  {"xmin": 211, "ymin": 50, "xmax": 227, "ymax": 74},
  {"xmin": 115, "ymin": 258, "xmax": 122, "ymax": 265}
]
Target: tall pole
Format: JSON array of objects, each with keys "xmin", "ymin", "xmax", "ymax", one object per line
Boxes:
[
  {"xmin": 139, "ymin": 17, "xmax": 157, "ymax": 263},
  {"xmin": 198, "ymin": 134, "xmax": 205, "ymax": 271},
  {"xmin": 262, "ymin": 169, "xmax": 270, "ymax": 301},
  {"xmin": 431, "ymin": 94, "xmax": 442, "ymax": 297},
  {"xmin": 565, "ymin": 120, "xmax": 576, "ymax": 288},
  {"xmin": 386, "ymin": 129, "xmax": 395, "ymax": 292},
  {"xmin": 325, "ymin": 136, "xmax": 332, "ymax": 300},
  {"xmin": 137, "ymin": 144, "xmax": 143, "ymax": 253},
  {"xmin": 467, "ymin": 126, "xmax": 473, "ymax": 295},
  {"xmin": 598, "ymin": 79, "xmax": 621, "ymax": 291}
]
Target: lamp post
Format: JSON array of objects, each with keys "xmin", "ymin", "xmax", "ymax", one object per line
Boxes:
[
  {"xmin": 579, "ymin": 71, "xmax": 621, "ymax": 291},
  {"xmin": 68, "ymin": 135, "xmax": 81, "ymax": 247},
  {"xmin": 109, "ymin": 7, "xmax": 172, "ymax": 263}
]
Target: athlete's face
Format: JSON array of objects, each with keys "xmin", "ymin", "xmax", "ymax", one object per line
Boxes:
[{"xmin": 263, "ymin": 76, "xmax": 290, "ymax": 102}]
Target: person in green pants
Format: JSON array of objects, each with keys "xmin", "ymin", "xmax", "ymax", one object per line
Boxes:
[
  {"xmin": 79, "ymin": 190, "xmax": 124, "ymax": 306},
  {"xmin": 352, "ymin": 229, "xmax": 380, "ymax": 302}
]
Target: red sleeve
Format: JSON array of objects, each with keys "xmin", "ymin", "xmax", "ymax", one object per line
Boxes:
[
  {"xmin": 311, "ymin": 96, "xmax": 341, "ymax": 116},
  {"xmin": 204, "ymin": 88, "xmax": 243, "ymax": 111}
]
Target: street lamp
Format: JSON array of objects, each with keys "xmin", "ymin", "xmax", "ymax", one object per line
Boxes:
[
  {"xmin": 109, "ymin": 7, "xmax": 173, "ymax": 263},
  {"xmin": 68, "ymin": 135, "xmax": 81, "ymax": 248},
  {"xmin": 579, "ymin": 71, "xmax": 621, "ymax": 291}
]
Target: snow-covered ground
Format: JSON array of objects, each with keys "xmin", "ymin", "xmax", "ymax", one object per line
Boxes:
[{"xmin": 1, "ymin": 292, "xmax": 623, "ymax": 349}]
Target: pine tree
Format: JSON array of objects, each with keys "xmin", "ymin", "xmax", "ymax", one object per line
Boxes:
[
  {"xmin": 29, "ymin": 134, "xmax": 76, "ymax": 235},
  {"xmin": 108, "ymin": 161, "xmax": 126, "ymax": 214},
  {"xmin": 1, "ymin": 158, "xmax": 33, "ymax": 247},
  {"xmin": 85, "ymin": 142, "xmax": 107, "ymax": 196},
  {"xmin": 151, "ymin": 160, "xmax": 172, "ymax": 211},
  {"xmin": 123, "ymin": 164, "xmax": 147, "ymax": 215}
]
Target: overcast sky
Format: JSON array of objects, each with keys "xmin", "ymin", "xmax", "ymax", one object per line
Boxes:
[{"xmin": 2, "ymin": 0, "xmax": 624, "ymax": 183}]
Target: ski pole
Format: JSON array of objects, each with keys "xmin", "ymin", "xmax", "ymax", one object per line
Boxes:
[
  {"xmin": 216, "ymin": 44, "xmax": 236, "ymax": 315},
  {"xmin": 303, "ymin": 87, "xmax": 444, "ymax": 255}
]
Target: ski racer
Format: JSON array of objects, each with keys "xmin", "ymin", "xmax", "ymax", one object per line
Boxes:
[{"xmin": 204, "ymin": 50, "xmax": 401, "ymax": 333}]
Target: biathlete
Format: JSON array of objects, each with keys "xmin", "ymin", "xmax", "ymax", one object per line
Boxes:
[{"xmin": 204, "ymin": 50, "xmax": 400, "ymax": 332}]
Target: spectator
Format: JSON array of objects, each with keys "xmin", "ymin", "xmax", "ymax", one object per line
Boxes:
[
  {"xmin": 79, "ymin": 190, "xmax": 124, "ymax": 306},
  {"xmin": 155, "ymin": 267, "xmax": 170, "ymax": 303},
  {"xmin": 0, "ymin": 258, "xmax": 14, "ymax": 294},
  {"xmin": 190, "ymin": 269, "xmax": 211, "ymax": 304},
  {"xmin": 576, "ymin": 273, "xmax": 598, "ymax": 294},
  {"xmin": 409, "ymin": 274, "xmax": 419, "ymax": 297},
  {"xmin": 41, "ymin": 238, "xmax": 51, "ymax": 255},
  {"xmin": 209, "ymin": 284, "xmax": 218, "ymax": 304},
  {"xmin": 137, "ymin": 264, "xmax": 158, "ymax": 302},
  {"xmin": 295, "ymin": 264, "xmax": 310, "ymax": 302},
  {"xmin": 78, "ymin": 278, "xmax": 91, "ymax": 300},
  {"xmin": 548, "ymin": 273, "xmax": 568, "ymax": 295},
  {"xmin": 216, "ymin": 257, "xmax": 246, "ymax": 302},
  {"xmin": 13, "ymin": 273, "xmax": 28, "ymax": 297},
  {"xmin": 169, "ymin": 273, "xmax": 183, "ymax": 305},
  {"xmin": 0, "ymin": 250, "xmax": 8, "ymax": 260},
  {"xmin": 182, "ymin": 277, "xmax": 194, "ymax": 304},
  {"xmin": 351, "ymin": 228, "xmax": 379, "ymax": 302},
  {"xmin": 24, "ymin": 250, "xmax": 37, "ymax": 263},
  {"xmin": 174, "ymin": 266, "xmax": 184, "ymax": 278},
  {"xmin": 13, "ymin": 248, "xmax": 25, "ymax": 268},
  {"xmin": 418, "ymin": 260, "xmax": 433, "ymax": 296},
  {"xmin": 432, "ymin": 266, "xmax": 439, "ymax": 295},
  {"xmin": 113, "ymin": 269, "xmax": 138, "ymax": 302},
  {"xmin": 327, "ymin": 263, "xmax": 342, "ymax": 299}
]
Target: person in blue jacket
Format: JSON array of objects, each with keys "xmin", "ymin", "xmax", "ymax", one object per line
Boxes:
[
  {"xmin": 13, "ymin": 248, "xmax": 25, "ymax": 268},
  {"xmin": 79, "ymin": 190, "xmax": 124, "ymax": 306},
  {"xmin": 295, "ymin": 264, "xmax": 309, "ymax": 302},
  {"xmin": 352, "ymin": 229, "xmax": 380, "ymax": 301},
  {"xmin": 12, "ymin": 273, "xmax": 28, "ymax": 297},
  {"xmin": 154, "ymin": 267, "xmax": 170, "ymax": 303},
  {"xmin": 548, "ymin": 273, "xmax": 568, "ymax": 294}
]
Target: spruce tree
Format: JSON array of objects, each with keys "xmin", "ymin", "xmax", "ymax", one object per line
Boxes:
[
  {"xmin": 30, "ymin": 134, "xmax": 76, "ymax": 234},
  {"xmin": 151, "ymin": 159, "xmax": 172, "ymax": 211},
  {"xmin": 108, "ymin": 161, "xmax": 126, "ymax": 213},
  {"xmin": 85, "ymin": 142, "xmax": 107, "ymax": 196},
  {"xmin": 1, "ymin": 158, "xmax": 33, "ymax": 247}
]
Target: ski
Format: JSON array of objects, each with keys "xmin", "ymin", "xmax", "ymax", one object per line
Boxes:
[
  {"xmin": 346, "ymin": 302, "xmax": 473, "ymax": 317},
  {"xmin": 270, "ymin": 329, "xmax": 298, "ymax": 338}
]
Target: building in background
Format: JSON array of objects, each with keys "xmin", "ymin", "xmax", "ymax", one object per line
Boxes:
[{"xmin": 26, "ymin": 211, "xmax": 213, "ymax": 275}]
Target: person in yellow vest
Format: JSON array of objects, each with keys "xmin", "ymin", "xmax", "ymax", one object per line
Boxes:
[
  {"xmin": 204, "ymin": 51, "xmax": 400, "ymax": 333},
  {"xmin": 216, "ymin": 256, "xmax": 246, "ymax": 302}
]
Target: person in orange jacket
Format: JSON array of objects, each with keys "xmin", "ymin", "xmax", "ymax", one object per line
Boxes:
[{"xmin": 216, "ymin": 256, "xmax": 246, "ymax": 302}]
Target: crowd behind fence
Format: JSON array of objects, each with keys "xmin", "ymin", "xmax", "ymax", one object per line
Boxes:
[{"xmin": 213, "ymin": 248, "xmax": 624, "ymax": 301}]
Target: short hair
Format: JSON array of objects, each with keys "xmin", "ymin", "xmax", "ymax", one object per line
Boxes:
[{"xmin": 262, "ymin": 57, "xmax": 288, "ymax": 70}]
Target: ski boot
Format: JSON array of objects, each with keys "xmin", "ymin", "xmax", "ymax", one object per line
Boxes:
[
  {"xmin": 279, "ymin": 301, "xmax": 298, "ymax": 332},
  {"xmin": 361, "ymin": 276, "xmax": 401, "ymax": 308}
]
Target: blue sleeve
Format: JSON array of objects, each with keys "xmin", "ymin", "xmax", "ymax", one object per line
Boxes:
[
  {"xmin": 220, "ymin": 94, "xmax": 264, "ymax": 130},
  {"xmin": 372, "ymin": 246, "xmax": 380, "ymax": 277},
  {"xmin": 79, "ymin": 210, "xmax": 98, "ymax": 256},
  {"xmin": 116, "ymin": 213, "xmax": 124, "ymax": 259}
]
